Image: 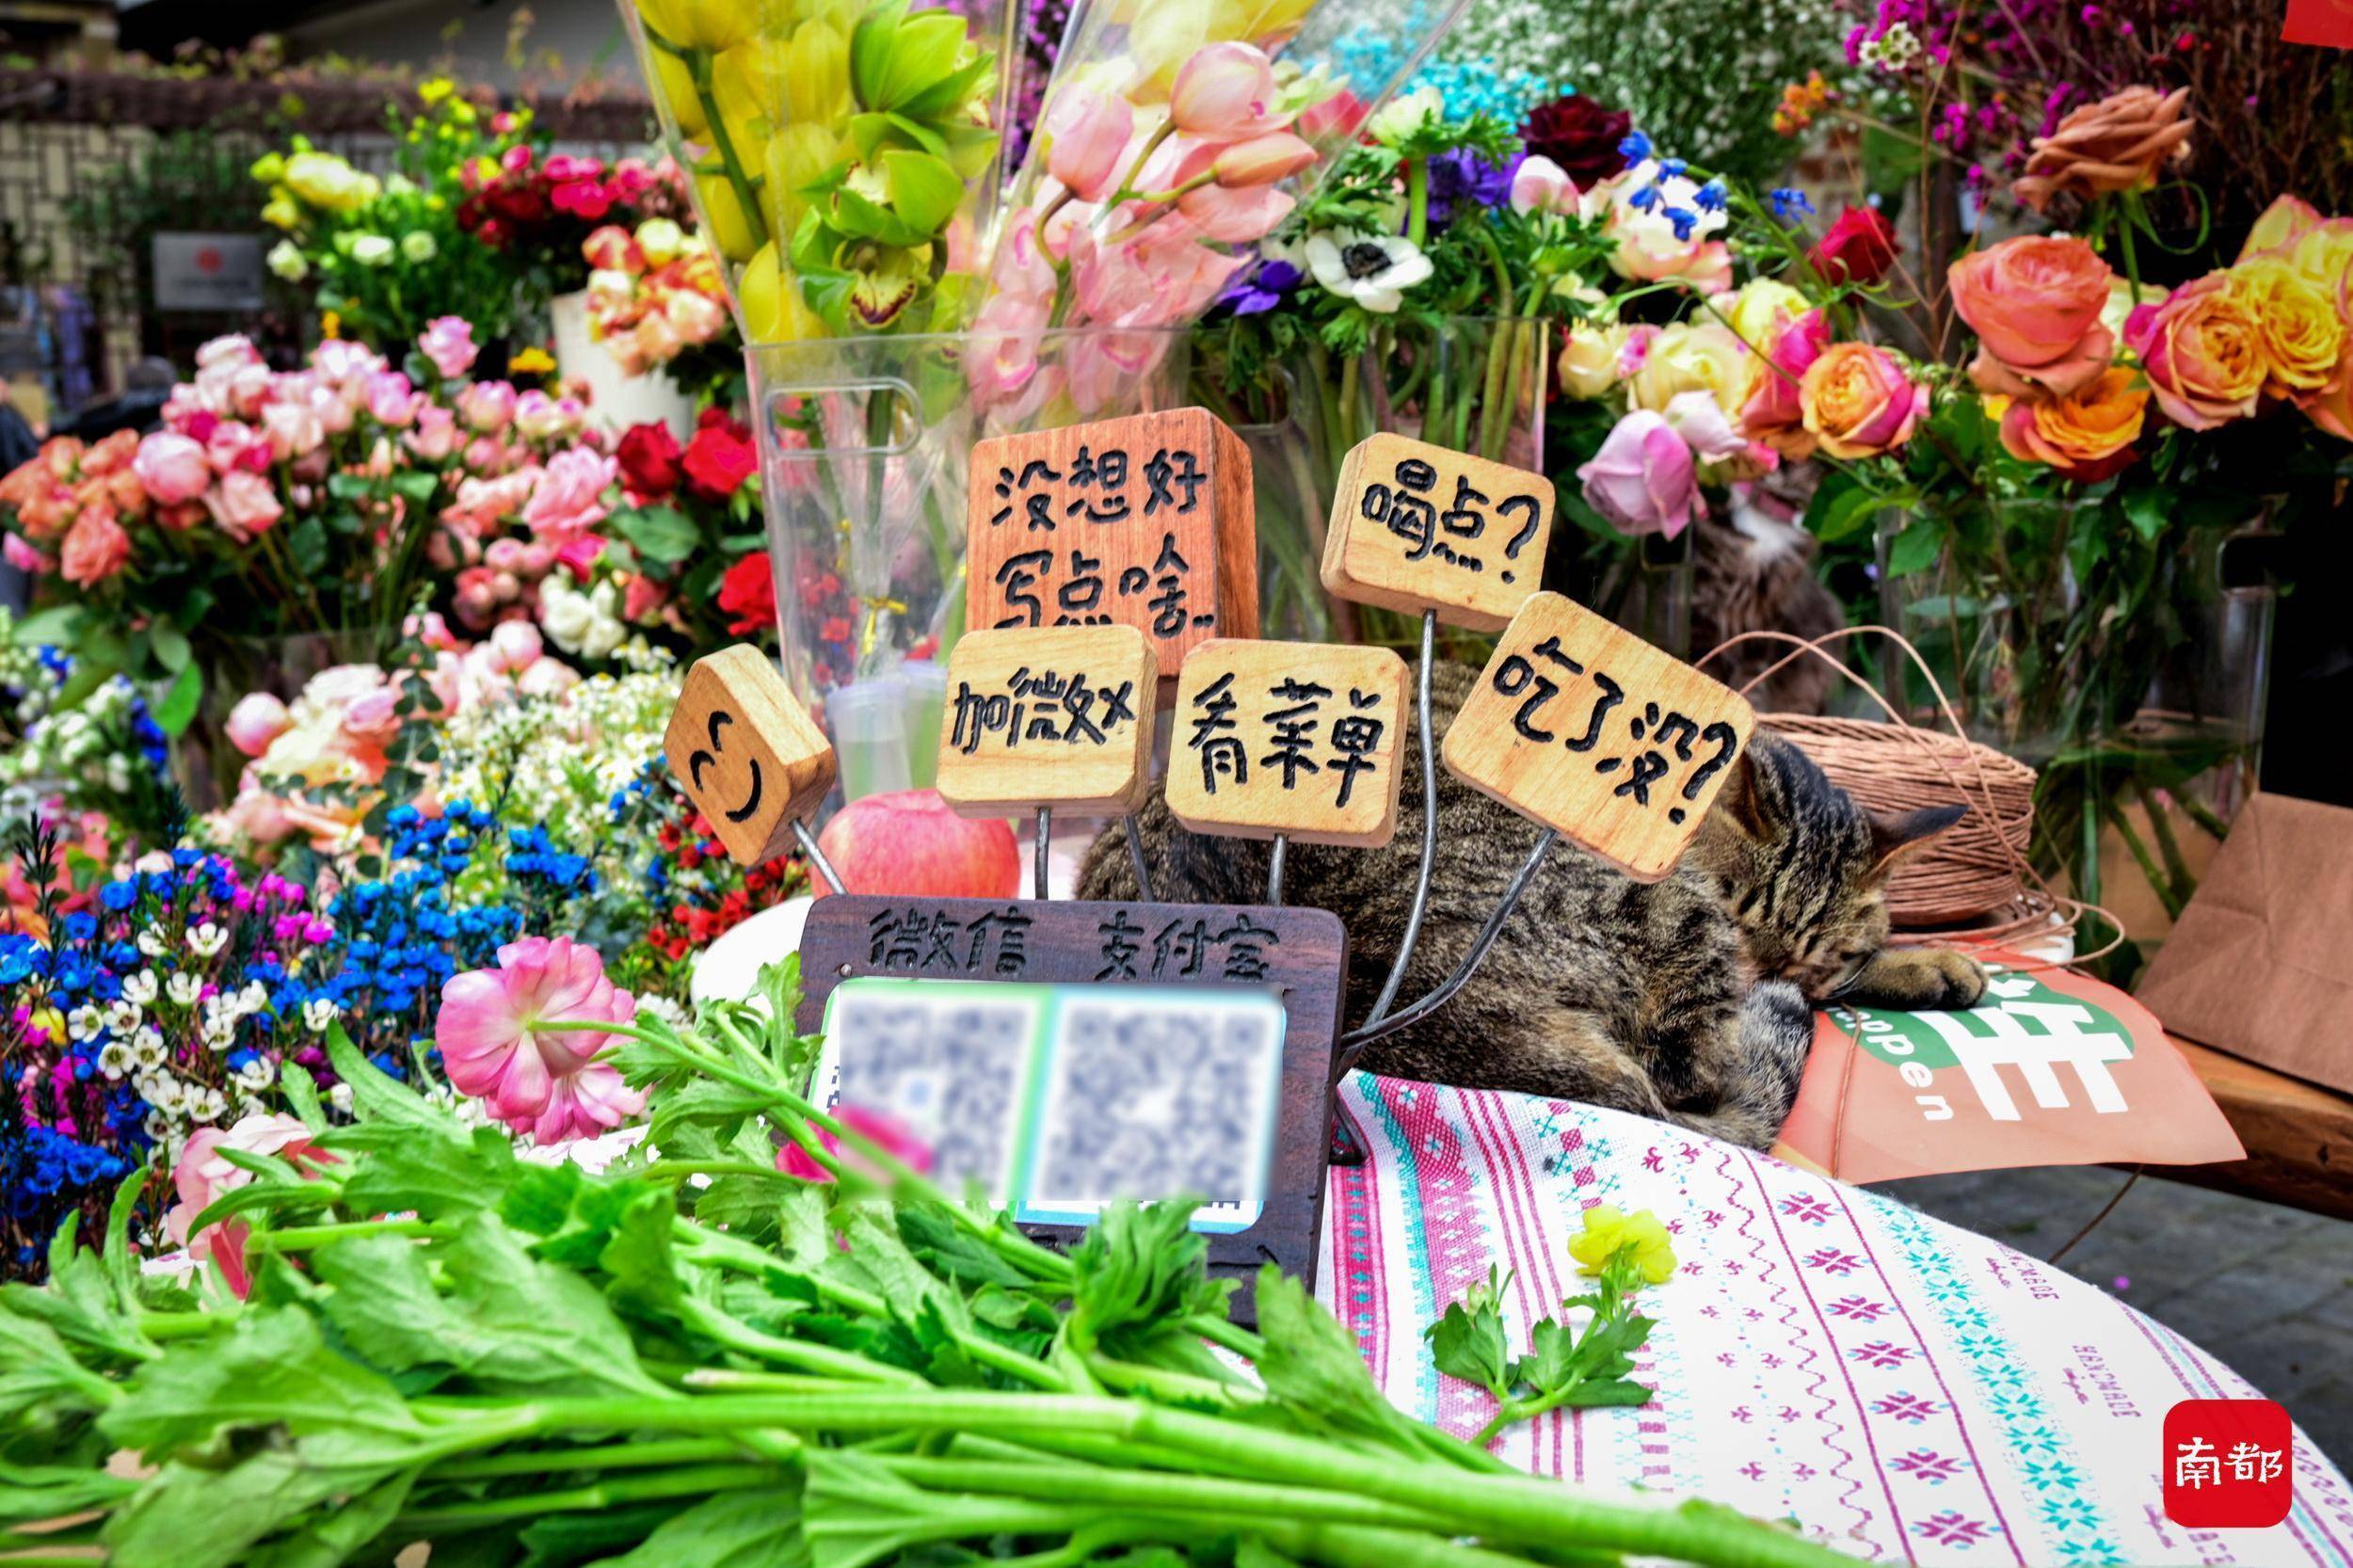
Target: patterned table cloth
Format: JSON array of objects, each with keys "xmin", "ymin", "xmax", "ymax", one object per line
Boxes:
[{"xmin": 1316, "ymin": 1074, "xmax": 2353, "ymax": 1566}]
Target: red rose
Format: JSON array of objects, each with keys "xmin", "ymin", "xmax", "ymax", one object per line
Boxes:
[
  {"xmin": 1807, "ymin": 205, "xmax": 1899, "ymax": 286},
  {"xmin": 1521, "ymin": 94, "xmax": 1633, "ymax": 186},
  {"xmin": 615, "ymin": 423, "xmax": 684, "ymax": 497},
  {"xmin": 680, "ymin": 419, "xmax": 757, "ymax": 501},
  {"xmin": 716, "ymin": 551, "xmax": 777, "ymax": 635}
]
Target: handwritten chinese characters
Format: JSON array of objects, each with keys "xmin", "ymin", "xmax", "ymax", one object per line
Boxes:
[
  {"xmin": 664, "ymin": 644, "xmax": 839, "ymax": 866},
  {"xmin": 934, "ymin": 625, "xmax": 1158, "ymax": 818},
  {"xmin": 966, "ymin": 408, "xmax": 1257, "ymax": 679},
  {"xmin": 1322, "ymin": 432, "xmax": 1554, "ymax": 630},
  {"xmin": 1443, "ymin": 593, "xmax": 1755, "ymax": 881},
  {"xmin": 1166, "ymin": 639, "xmax": 1411, "ymax": 848}
]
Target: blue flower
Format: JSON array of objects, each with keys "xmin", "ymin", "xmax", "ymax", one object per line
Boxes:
[
  {"xmin": 1664, "ymin": 206, "xmax": 1698, "ymax": 241},
  {"xmin": 1695, "ymin": 179, "xmax": 1728, "ymax": 213},
  {"xmin": 1627, "ymin": 184, "xmax": 1660, "ymax": 213},
  {"xmin": 1769, "ymin": 186, "xmax": 1816, "ymax": 223},
  {"xmin": 100, "ymin": 880, "xmax": 137, "ymax": 913},
  {"xmin": 1618, "ymin": 130, "xmax": 1654, "ymax": 162}
]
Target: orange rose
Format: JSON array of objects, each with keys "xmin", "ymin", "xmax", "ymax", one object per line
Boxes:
[
  {"xmin": 1951, "ymin": 236, "xmax": 2116, "ymax": 397},
  {"xmin": 2240, "ymin": 194, "xmax": 2323, "ymax": 262},
  {"xmin": 2124, "ymin": 272, "xmax": 2265, "ymax": 430},
  {"xmin": 1799, "ymin": 342, "xmax": 1925, "ymax": 459},
  {"xmin": 1997, "ymin": 368, "xmax": 2149, "ymax": 480},
  {"xmin": 2231, "ymin": 255, "xmax": 2345, "ymax": 397}
]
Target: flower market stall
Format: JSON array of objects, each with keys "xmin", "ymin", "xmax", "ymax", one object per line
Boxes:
[{"xmin": 2, "ymin": 0, "xmax": 2351, "ymax": 1562}]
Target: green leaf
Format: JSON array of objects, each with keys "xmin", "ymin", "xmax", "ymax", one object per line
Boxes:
[
  {"xmin": 441, "ymin": 1211, "xmax": 667, "ymax": 1398},
  {"xmin": 391, "ymin": 470, "xmax": 439, "ymax": 504},
  {"xmin": 618, "ymin": 504, "xmax": 701, "ymax": 565},
  {"xmin": 0, "ymin": 1297, "xmax": 119, "ymax": 1426},
  {"xmin": 7, "ymin": 604, "xmax": 84, "ymax": 647},
  {"xmin": 1883, "ymin": 519, "xmax": 1946, "ymax": 578},
  {"xmin": 2121, "ymin": 488, "xmax": 2169, "ymax": 542},
  {"xmin": 152, "ymin": 662, "xmax": 202, "ymax": 737},
  {"xmin": 804, "ymin": 1449, "xmax": 1053, "ymax": 1568},
  {"xmin": 1254, "ymin": 1265, "xmax": 1431, "ymax": 1453},
  {"xmin": 240, "ymin": 1466, "xmax": 419, "ymax": 1568},
  {"xmin": 101, "ymin": 1451, "xmax": 373, "ymax": 1568},
  {"xmin": 148, "ymin": 619, "xmax": 191, "ymax": 671},
  {"xmin": 584, "ymin": 1490, "xmax": 807, "ymax": 1568},
  {"xmin": 894, "ymin": 1205, "xmax": 1032, "ymax": 1288},
  {"xmin": 287, "ymin": 514, "xmax": 329, "ymax": 576},
  {"xmin": 325, "ymin": 472, "xmax": 374, "ymax": 501},
  {"xmin": 1426, "ymin": 1292, "xmax": 1514, "ymax": 1402},
  {"xmin": 100, "ymin": 1307, "xmax": 426, "ymax": 1462}
]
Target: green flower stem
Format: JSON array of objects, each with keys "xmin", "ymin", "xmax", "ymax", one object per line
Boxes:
[
  {"xmin": 640, "ymin": 1159, "xmax": 795, "ymax": 1183},
  {"xmin": 2102, "ymin": 793, "xmax": 2184, "ymax": 920},
  {"xmin": 873, "ymin": 1455, "xmax": 1460, "ymax": 1535},
  {"xmin": 497, "ymin": 1391, "xmax": 1854, "ymax": 1567},
  {"xmin": 397, "ymin": 1462, "xmax": 778, "ymax": 1532},
  {"xmin": 1406, "ymin": 157, "xmax": 1430, "ymax": 248},
  {"xmin": 1266, "ymin": 1520, "xmax": 1621, "ymax": 1568},
  {"xmin": 427, "ymin": 1435, "xmax": 744, "ymax": 1480},
  {"xmin": 242, "ymin": 1217, "xmax": 452, "ymax": 1253},
  {"xmin": 679, "ymin": 1294, "xmax": 927, "ymax": 1386},
  {"xmin": 2136, "ymin": 780, "xmax": 2197, "ymax": 904},
  {"xmin": 682, "ymin": 46, "xmax": 770, "ymax": 254}
]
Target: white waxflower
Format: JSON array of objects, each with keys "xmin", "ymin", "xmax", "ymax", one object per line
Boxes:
[
  {"xmin": 143, "ymin": 1110, "xmax": 173, "ymax": 1143},
  {"xmin": 328, "ymin": 1082, "xmax": 355, "ymax": 1114},
  {"xmin": 1305, "ymin": 231, "xmax": 1433, "ymax": 314},
  {"xmin": 66, "ymin": 1004, "xmax": 104, "ymax": 1042},
  {"xmin": 105, "ymin": 999, "xmax": 142, "ymax": 1035},
  {"xmin": 201, "ymin": 1016, "xmax": 237, "ymax": 1052},
  {"xmin": 302, "ymin": 998, "xmax": 341, "ymax": 1033},
  {"xmin": 120, "ymin": 969, "xmax": 159, "ymax": 1006},
  {"xmin": 133, "ymin": 1025, "xmax": 168, "ymax": 1068},
  {"xmin": 187, "ymin": 921, "xmax": 228, "ymax": 958},
  {"xmin": 167, "ymin": 971, "xmax": 203, "ymax": 1007},
  {"xmin": 189, "ymin": 1086, "xmax": 229, "ymax": 1122},
  {"xmin": 238, "ymin": 981, "xmax": 270, "ymax": 1015},
  {"xmin": 234, "ymin": 1055, "xmax": 277, "ymax": 1092},
  {"xmin": 97, "ymin": 1040, "xmax": 136, "ymax": 1080},
  {"xmin": 136, "ymin": 927, "xmax": 168, "ymax": 959},
  {"xmin": 137, "ymin": 1071, "xmax": 182, "ymax": 1112}
]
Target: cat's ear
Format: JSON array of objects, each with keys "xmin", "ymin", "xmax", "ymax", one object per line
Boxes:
[
  {"xmin": 1713, "ymin": 752, "xmax": 1777, "ymax": 843},
  {"xmin": 1865, "ymin": 803, "xmax": 1966, "ymax": 881}
]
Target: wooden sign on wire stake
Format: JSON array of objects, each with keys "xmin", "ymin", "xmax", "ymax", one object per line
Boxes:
[
  {"xmin": 1443, "ymin": 592, "xmax": 1756, "ymax": 881},
  {"xmin": 966, "ymin": 408, "xmax": 1257, "ymax": 679},
  {"xmin": 1166, "ymin": 638, "xmax": 1412, "ymax": 849},
  {"xmin": 664, "ymin": 645, "xmax": 839, "ymax": 866},
  {"xmin": 1321, "ymin": 432, "xmax": 1554, "ymax": 629},
  {"xmin": 934, "ymin": 624, "xmax": 1159, "ymax": 819}
]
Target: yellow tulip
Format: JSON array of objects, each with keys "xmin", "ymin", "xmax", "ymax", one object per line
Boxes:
[
  {"xmin": 740, "ymin": 242, "xmax": 829, "ymax": 341},
  {"xmin": 694, "ymin": 169, "xmax": 765, "ymax": 262},
  {"xmin": 636, "ymin": 0, "xmax": 756, "ymax": 52},
  {"xmin": 650, "ymin": 50, "xmax": 709, "ymax": 137}
]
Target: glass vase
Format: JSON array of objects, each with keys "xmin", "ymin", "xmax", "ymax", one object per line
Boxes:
[
  {"xmin": 1878, "ymin": 507, "xmax": 2275, "ymax": 970},
  {"xmin": 751, "ymin": 328, "xmax": 1193, "ymax": 805}
]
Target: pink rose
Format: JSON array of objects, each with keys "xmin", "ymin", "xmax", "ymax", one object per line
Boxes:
[
  {"xmin": 459, "ymin": 380, "xmax": 519, "ymax": 433},
  {"xmin": 261, "ymin": 399, "xmax": 326, "ymax": 461},
  {"xmin": 515, "ymin": 391, "xmax": 586, "ymax": 441},
  {"xmin": 405, "ymin": 405, "xmax": 461, "ymax": 461},
  {"xmin": 1043, "ymin": 88, "xmax": 1133, "ymax": 202},
  {"xmin": 364, "ymin": 371, "xmax": 423, "ymax": 428},
  {"xmin": 224, "ymin": 692, "xmax": 292, "ymax": 757},
  {"xmin": 133, "ymin": 431, "xmax": 210, "ymax": 504},
  {"xmin": 419, "ymin": 315, "xmax": 479, "ymax": 379},
  {"xmin": 1, "ymin": 535, "xmax": 51, "ymax": 574},
  {"xmin": 1738, "ymin": 307, "xmax": 1832, "ymax": 457},
  {"xmin": 1950, "ymin": 235, "xmax": 2116, "ymax": 397},
  {"xmin": 1577, "ymin": 409, "xmax": 1697, "ymax": 539},
  {"xmin": 204, "ymin": 419, "xmax": 259, "ymax": 476},
  {"xmin": 516, "ymin": 656, "xmax": 581, "ymax": 698},
  {"xmin": 488, "ymin": 619, "xmax": 544, "ymax": 671},
  {"xmin": 207, "ymin": 469, "xmax": 284, "ymax": 540},
  {"xmin": 521, "ymin": 447, "xmax": 618, "ymax": 536},
  {"xmin": 59, "ymin": 505, "xmax": 130, "ymax": 585}
]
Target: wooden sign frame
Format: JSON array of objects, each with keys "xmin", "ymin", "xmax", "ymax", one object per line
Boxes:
[{"xmin": 797, "ymin": 893, "xmax": 1346, "ymax": 1311}]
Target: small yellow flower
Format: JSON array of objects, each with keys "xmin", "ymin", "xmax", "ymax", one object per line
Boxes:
[
  {"xmin": 26, "ymin": 1006, "xmax": 64, "ymax": 1047},
  {"xmin": 321, "ymin": 310, "xmax": 342, "ymax": 341},
  {"xmin": 419, "ymin": 76, "xmax": 456, "ymax": 104},
  {"xmin": 508, "ymin": 345, "xmax": 557, "ymax": 376},
  {"xmin": 1568, "ymin": 1204, "xmax": 1678, "ymax": 1285}
]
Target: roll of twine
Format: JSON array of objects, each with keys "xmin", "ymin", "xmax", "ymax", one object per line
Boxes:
[{"xmin": 1697, "ymin": 626, "xmax": 2125, "ymax": 969}]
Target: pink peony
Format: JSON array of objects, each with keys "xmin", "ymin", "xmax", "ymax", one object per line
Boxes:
[
  {"xmin": 207, "ymin": 470, "xmax": 284, "ymax": 540},
  {"xmin": 164, "ymin": 1113, "xmax": 336, "ymax": 1300},
  {"xmin": 133, "ymin": 431, "xmax": 210, "ymax": 504},
  {"xmin": 224, "ymin": 692, "xmax": 292, "ymax": 757},
  {"xmin": 522, "ymin": 447, "xmax": 618, "ymax": 536},
  {"xmin": 436, "ymin": 936, "xmax": 645, "ymax": 1144},
  {"xmin": 778, "ymin": 1104, "xmax": 936, "ymax": 1183},
  {"xmin": 59, "ymin": 505, "xmax": 130, "ymax": 585},
  {"xmin": 419, "ymin": 316, "xmax": 478, "ymax": 380},
  {"xmin": 1577, "ymin": 408, "xmax": 1698, "ymax": 539}
]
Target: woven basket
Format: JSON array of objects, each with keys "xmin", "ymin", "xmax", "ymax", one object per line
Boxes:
[{"xmin": 1763, "ymin": 713, "xmax": 2038, "ymax": 927}]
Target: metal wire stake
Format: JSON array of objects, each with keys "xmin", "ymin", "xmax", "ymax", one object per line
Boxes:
[
  {"xmin": 1033, "ymin": 806, "xmax": 1052, "ymax": 901},
  {"xmin": 1333, "ymin": 826, "xmax": 1557, "ymax": 1072},
  {"xmin": 792, "ymin": 818, "xmax": 846, "ymax": 895},
  {"xmin": 1123, "ymin": 815, "xmax": 1155, "ymax": 902},
  {"xmin": 1266, "ymin": 835, "xmax": 1289, "ymax": 905},
  {"xmin": 1366, "ymin": 608, "xmax": 1440, "ymax": 1025}
]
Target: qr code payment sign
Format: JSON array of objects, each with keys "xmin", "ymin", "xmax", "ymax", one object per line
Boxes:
[{"xmin": 816, "ymin": 979, "xmax": 1287, "ymax": 1234}]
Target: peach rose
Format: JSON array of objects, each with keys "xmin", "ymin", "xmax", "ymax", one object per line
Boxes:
[
  {"xmin": 1799, "ymin": 342, "xmax": 1924, "ymax": 459},
  {"xmin": 2125, "ymin": 273, "xmax": 2265, "ymax": 430},
  {"xmin": 1996, "ymin": 369, "xmax": 2149, "ymax": 481},
  {"xmin": 2240, "ymin": 194, "xmax": 2322, "ymax": 262},
  {"xmin": 59, "ymin": 504, "xmax": 130, "ymax": 586},
  {"xmin": 2231, "ymin": 255, "xmax": 2345, "ymax": 398},
  {"xmin": 1738, "ymin": 307, "xmax": 1832, "ymax": 458},
  {"xmin": 1951, "ymin": 236, "xmax": 2116, "ymax": 397}
]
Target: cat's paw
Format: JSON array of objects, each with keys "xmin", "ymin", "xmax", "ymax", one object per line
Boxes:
[{"xmin": 1843, "ymin": 947, "xmax": 1988, "ymax": 1011}]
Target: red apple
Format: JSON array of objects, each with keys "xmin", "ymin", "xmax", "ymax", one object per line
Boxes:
[{"xmin": 811, "ymin": 788, "xmax": 1020, "ymax": 900}]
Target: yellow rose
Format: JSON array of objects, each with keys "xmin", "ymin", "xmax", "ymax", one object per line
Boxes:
[
  {"xmin": 281, "ymin": 151, "xmax": 379, "ymax": 214},
  {"xmin": 1556, "ymin": 321, "xmax": 1626, "ymax": 400},
  {"xmin": 1626, "ymin": 321, "xmax": 1748, "ymax": 414},
  {"xmin": 1567, "ymin": 1204, "xmax": 1677, "ymax": 1286},
  {"xmin": 2284, "ymin": 220, "xmax": 2353, "ymax": 317},
  {"xmin": 2239, "ymin": 193, "xmax": 2322, "ymax": 261},
  {"xmin": 261, "ymin": 195, "xmax": 302, "ymax": 231},
  {"xmin": 2231, "ymin": 255, "xmax": 2345, "ymax": 396},
  {"xmin": 1722, "ymin": 278, "xmax": 1809, "ymax": 353},
  {"xmin": 636, "ymin": 0, "xmax": 755, "ymax": 52}
]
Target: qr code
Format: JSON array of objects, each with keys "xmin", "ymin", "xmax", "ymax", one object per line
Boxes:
[
  {"xmin": 1022, "ymin": 990, "xmax": 1284, "ymax": 1231},
  {"xmin": 823, "ymin": 985, "xmax": 1036, "ymax": 1199}
]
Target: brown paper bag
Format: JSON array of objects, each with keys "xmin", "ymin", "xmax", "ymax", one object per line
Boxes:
[{"xmin": 2135, "ymin": 792, "xmax": 2353, "ymax": 1095}]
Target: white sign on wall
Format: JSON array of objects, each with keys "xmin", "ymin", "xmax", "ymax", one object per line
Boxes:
[{"xmin": 151, "ymin": 232, "xmax": 266, "ymax": 312}]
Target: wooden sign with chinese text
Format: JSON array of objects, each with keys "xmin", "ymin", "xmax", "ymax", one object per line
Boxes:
[
  {"xmin": 966, "ymin": 408, "xmax": 1257, "ymax": 679},
  {"xmin": 1166, "ymin": 639, "xmax": 1411, "ymax": 848},
  {"xmin": 1322, "ymin": 432, "xmax": 1554, "ymax": 630},
  {"xmin": 934, "ymin": 625, "xmax": 1158, "ymax": 817},
  {"xmin": 797, "ymin": 892, "xmax": 1347, "ymax": 1310},
  {"xmin": 1442, "ymin": 592, "xmax": 1755, "ymax": 881},
  {"xmin": 664, "ymin": 645, "xmax": 838, "ymax": 865}
]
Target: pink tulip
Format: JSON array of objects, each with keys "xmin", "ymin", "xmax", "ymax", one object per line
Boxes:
[
  {"xmin": 778, "ymin": 1103, "xmax": 936, "ymax": 1183},
  {"xmin": 1043, "ymin": 88, "xmax": 1133, "ymax": 202},
  {"xmin": 1213, "ymin": 132, "xmax": 1315, "ymax": 188},
  {"xmin": 1176, "ymin": 183, "xmax": 1292, "ymax": 243},
  {"xmin": 1577, "ymin": 408, "xmax": 1698, "ymax": 539},
  {"xmin": 165, "ymin": 1114, "xmax": 336, "ymax": 1299},
  {"xmin": 419, "ymin": 315, "xmax": 479, "ymax": 380},
  {"xmin": 1297, "ymin": 88, "xmax": 1369, "ymax": 143},
  {"xmin": 224, "ymin": 692, "xmax": 292, "ymax": 757},
  {"xmin": 207, "ymin": 470, "xmax": 284, "ymax": 540},
  {"xmin": 436, "ymin": 936, "xmax": 645, "ymax": 1143},
  {"xmin": 1168, "ymin": 42, "xmax": 1283, "ymax": 140},
  {"xmin": 1509, "ymin": 155, "xmax": 1580, "ymax": 217},
  {"xmin": 133, "ymin": 431, "xmax": 210, "ymax": 504}
]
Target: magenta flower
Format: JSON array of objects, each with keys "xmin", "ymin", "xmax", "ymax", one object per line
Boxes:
[
  {"xmin": 778, "ymin": 1104, "xmax": 936, "ymax": 1184},
  {"xmin": 435, "ymin": 936, "xmax": 645, "ymax": 1143}
]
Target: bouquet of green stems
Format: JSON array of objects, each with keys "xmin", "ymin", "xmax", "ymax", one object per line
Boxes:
[{"xmin": 0, "ymin": 958, "xmax": 1852, "ymax": 1568}]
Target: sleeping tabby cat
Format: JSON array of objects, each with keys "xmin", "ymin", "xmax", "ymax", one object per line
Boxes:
[{"xmin": 1078, "ymin": 661, "xmax": 1988, "ymax": 1148}]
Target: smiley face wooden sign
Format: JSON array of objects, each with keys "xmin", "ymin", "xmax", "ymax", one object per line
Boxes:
[{"xmin": 665, "ymin": 646, "xmax": 839, "ymax": 865}]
